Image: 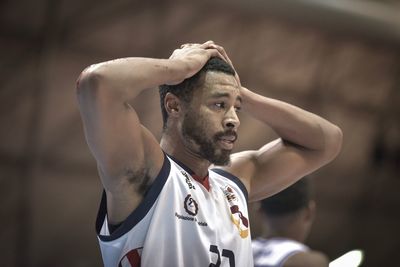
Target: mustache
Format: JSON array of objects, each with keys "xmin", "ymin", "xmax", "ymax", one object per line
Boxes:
[{"xmin": 214, "ymin": 130, "xmax": 238, "ymax": 141}]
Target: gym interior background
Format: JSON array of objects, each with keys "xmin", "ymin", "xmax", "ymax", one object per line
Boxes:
[{"xmin": 1, "ymin": 0, "xmax": 399, "ymax": 266}]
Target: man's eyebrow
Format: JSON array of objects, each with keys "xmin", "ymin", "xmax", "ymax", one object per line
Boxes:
[
  {"xmin": 210, "ymin": 92, "xmax": 242, "ymax": 103},
  {"xmin": 210, "ymin": 92, "xmax": 230, "ymax": 98}
]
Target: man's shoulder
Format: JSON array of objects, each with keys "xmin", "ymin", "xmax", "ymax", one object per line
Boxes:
[
  {"xmin": 284, "ymin": 250, "xmax": 329, "ymax": 267},
  {"xmin": 210, "ymin": 168, "xmax": 249, "ymax": 200}
]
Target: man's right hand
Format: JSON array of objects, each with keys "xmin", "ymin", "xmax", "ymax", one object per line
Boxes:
[{"xmin": 167, "ymin": 40, "xmax": 225, "ymax": 85}]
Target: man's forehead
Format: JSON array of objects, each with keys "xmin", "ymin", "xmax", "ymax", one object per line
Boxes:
[{"xmin": 202, "ymin": 71, "xmax": 240, "ymax": 94}]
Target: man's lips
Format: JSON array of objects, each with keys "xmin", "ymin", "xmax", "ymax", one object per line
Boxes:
[
  {"xmin": 217, "ymin": 133, "xmax": 237, "ymax": 149},
  {"xmin": 219, "ymin": 135, "xmax": 237, "ymax": 143}
]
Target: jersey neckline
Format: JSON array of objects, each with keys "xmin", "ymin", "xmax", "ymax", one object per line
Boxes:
[{"xmin": 166, "ymin": 153, "xmax": 211, "ymax": 191}]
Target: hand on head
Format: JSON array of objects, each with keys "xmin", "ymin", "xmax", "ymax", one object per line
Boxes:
[
  {"xmin": 204, "ymin": 41, "xmax": 241, "ymax": 87},
  {"xmin": 169, "ymin": 41, "xmax": 241, "ymax": 87}
]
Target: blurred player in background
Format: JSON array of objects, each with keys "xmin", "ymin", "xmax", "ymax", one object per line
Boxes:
[{"xmin": 252, "ymin": 177, "xmax": 329, "ymax": 267}]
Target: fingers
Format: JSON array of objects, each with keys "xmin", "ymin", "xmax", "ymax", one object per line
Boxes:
[
  {"xmin": 179, "ymin": 41, "xmax": 231, "ymax": 61},
  {"xmin": 175, "ymin": 41, "xmax": 241, "ymax": 86},
  {"xmin": 206, "ymin": 48, "xmax": 224, "ymax": 61},
  {"xmin": 208, "ymin": 44, "xmax": 232, "ymax": 65},
  {"xmin": 209, "ymin": 44, "xmax": 241, "ymax": 87},
  {"xmin": 179, "ymin": 41, "xmax": 239, "ymax": 80},
  {"xmin": 180, "ymin": 43, "xmax": 195, "ymax": 48},
  {"xmin": 175, "ymin": 41, "xmax": 237, "ymax": 66},
  {"xmin": 207, "ymin": 44, "xmax": 241, "ymax": 85},
  {"xmin": 180, "ymin": 40, "xmax": 214, "ymax": 49},
  {"xmin": 201, "ymin": 40, "xmax": 216, "ymax": 48},
  {"xmin": 178, "ymin": 41, "xmax": 225, "ymax": 60}
]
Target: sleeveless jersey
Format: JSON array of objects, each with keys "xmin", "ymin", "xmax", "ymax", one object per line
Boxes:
[
  {"xmin": 96, "ymin": 154, "xmax": 253, "ymax": 267},
  {"xmin": 252, "ymin": 237, "xmax": 309, "ymax": 267}
]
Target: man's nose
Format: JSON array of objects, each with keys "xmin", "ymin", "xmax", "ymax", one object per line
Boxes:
[{"xmin": 224, "ymin": 108, "xmax": 240, "ymax": 129}]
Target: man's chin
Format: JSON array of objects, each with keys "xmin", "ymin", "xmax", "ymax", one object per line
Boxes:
[
  {"xmin": 210, "ymin": 151, "xmax": 231, "ymax": 166},
  {"xmin": 210, "ymin": 160, "xmax": 230, "ymax": 166}
]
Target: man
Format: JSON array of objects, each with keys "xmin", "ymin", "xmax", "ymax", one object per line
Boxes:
[
  {"xmin": 252, "ymin": 177, "xmax": 329, "ymax": 267},
  {"xmin": 76, "ymin": 41, "xmax": 342, "ymax": 267}
]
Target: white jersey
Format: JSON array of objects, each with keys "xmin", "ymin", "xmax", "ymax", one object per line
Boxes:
[
  {"xmin": 252, "ymin": 237, "xmax": 309, "ymax": 267},
  {"xmin": 96, "ymin": 154, "xmax": 253, "ymax": 267}
]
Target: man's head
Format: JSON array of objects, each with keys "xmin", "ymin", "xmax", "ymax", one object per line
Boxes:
[
  {"xmin": 261, "ymin": 178, "xmax": 311, "ymax": 216},
  {"xmin": 159, "ymin": 57, "xmax": 240, "ymax": 165},
  {"xmin": 260, "ymin": 177, "xmax": 316, "ymax": 242},
  {"xmin": 159, "ymin": 57, "xmax": 236, "ymax": 128}
]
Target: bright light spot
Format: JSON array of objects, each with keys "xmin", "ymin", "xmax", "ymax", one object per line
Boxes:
[{"xmin": 329, "ymin": 250, "xmax": 364, "ymax": 267}]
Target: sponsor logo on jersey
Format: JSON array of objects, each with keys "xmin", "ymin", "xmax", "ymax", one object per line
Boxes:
[
  {"xmin": 184, "ymin": 194, "xmax": 198, "ymax": 216},
  {"xmin": 175, "ymin": 194, "xmax": 208, "ymax": 227},
  {"xmin": 181, "ymin": 171, "xmax": 196, "ymax": 190},
  {"xmin": 221, "ymin": 185, "xmax": 249, "ymax": 238}
]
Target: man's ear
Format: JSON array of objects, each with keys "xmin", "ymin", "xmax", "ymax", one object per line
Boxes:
[{"xmin": 164, "ymin": 92, "xmax": 181, "ymax": 117}]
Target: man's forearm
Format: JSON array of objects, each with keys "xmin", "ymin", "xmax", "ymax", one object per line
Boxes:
[
  {"xmin": 77, "ymin": 41, "xmax": 226, "ymax": 100},
  {"xmin": 77, "ymin": 57, "xmax": 187, "ymax": 100},
  {"xmin": 241, "ymin": 87, "xmax": 342, "ymax": 157}
]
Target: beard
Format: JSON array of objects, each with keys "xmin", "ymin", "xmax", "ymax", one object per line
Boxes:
[{"xmin": 181, "ymin": 111, "xmax": 236, "ymax": 166}]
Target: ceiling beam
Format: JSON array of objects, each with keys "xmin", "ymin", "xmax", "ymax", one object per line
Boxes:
[{"xmin": 219, "ymin": 0, "xmax": 400, "ymax": 46}]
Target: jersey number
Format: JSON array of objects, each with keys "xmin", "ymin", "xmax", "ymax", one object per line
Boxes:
[{"xmin": 209, "ymin": 245, "xmax": 235, "ymax": 267}]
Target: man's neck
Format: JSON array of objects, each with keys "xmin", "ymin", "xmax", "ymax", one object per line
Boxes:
[
  {"xmin": 160, "ymin": 133, "xmax": 210, "ymax": 178},
  {"xmin": 265, "ymin": 216, "xmax": 305, "ymax": 243}
]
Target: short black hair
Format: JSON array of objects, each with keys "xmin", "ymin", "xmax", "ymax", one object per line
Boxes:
[
  {"xmin": 260, "ymin": 177, "xmax": 311, "ymax": 216},
  {"xmin": 158, "ymin": 57, "xmax": 235, "ymax": 129}
]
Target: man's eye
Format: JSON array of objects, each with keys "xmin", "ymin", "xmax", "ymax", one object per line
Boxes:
[{"xmin": 215, "ymin": 102, "xmax": 225, "ymax": 108}]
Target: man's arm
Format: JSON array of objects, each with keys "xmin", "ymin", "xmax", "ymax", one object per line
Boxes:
[
  {"xmin": 76, "ymin": 42, "xmax": 222, "ymax": 223},
  {"xmin": 202, "ymin": 42, "xmax": 341, "ymax": 201},
  {"xmin": 226, "ymin": 87, "xmax": 342, "ymax": 202}
]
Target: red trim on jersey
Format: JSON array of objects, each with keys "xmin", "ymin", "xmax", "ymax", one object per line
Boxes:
[
  {"xmin": 192, "ymin": 174, "xmax": 210, "ymax": 191},
  {"xmin": 126, "ymin": 249, "xmax": 141, "ymax": 267},
  {"xmin": 119, "ymin": 249, "xmax": 141, "ymax": 267}
]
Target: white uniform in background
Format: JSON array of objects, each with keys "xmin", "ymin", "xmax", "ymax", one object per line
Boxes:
[
  {"xmin": 252, "ymin": 237, "xmax": 309, "ymax": 267},
  {"xmin": 96, "ymin": 154, "xmax": 253, "ymax": 267}
]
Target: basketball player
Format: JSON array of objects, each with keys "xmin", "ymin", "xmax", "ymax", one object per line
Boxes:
[
  {"xmin": 252, "ymin": 177, "xmax": 329, "ymax": 267},
  {"xmin": 76, "ymin": 41, "xmax": 342, "ymax": 266}
]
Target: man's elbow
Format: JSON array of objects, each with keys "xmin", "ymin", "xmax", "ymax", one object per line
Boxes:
[
  {"xmin": 325, "ymin": 124, "xmax": 343, "ymax": 161},
  {"xmin": 76, "ymin": 65, "xmax": 103, "ymax": 98}
]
